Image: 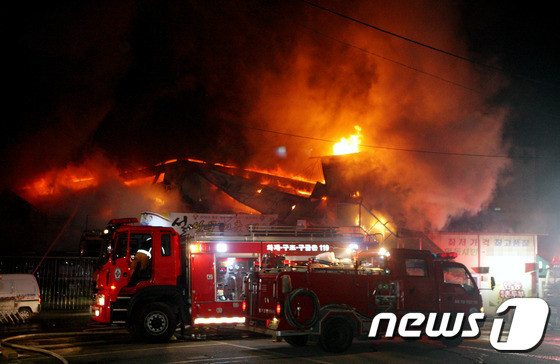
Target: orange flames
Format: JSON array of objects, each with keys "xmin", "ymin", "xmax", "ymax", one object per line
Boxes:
[
  {"xmin": 19, "ymin": 156, "xmax": 321, "ymax": 207},
  {"xmin": 333, "ymin": 126, "xmax": 363, "ymax": 155},
  {"xmin": 20, "ymin": 165, "xmax": 99, "ymax": 200}
]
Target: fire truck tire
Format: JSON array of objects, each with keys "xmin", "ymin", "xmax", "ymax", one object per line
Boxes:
[
  {"xmin": 319, "ymin": 318, "xmax": 354, "ymax": 353},
  {"xmin": 284, "ymin": 335, "xmax": 309, "ymax": 347},
  {"xmin": 134, "ymin": 302, "xmax": 177, "ymax": 342},
  {"xmin": 284, "ymin": 288, "xmax": 320, "ymax": 329}
]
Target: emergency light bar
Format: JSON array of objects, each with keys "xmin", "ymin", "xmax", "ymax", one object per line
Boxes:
[
  {"xmin": 103, "ymin": 218, "xmax": 139, "ymax": 235},
  {"xmin": 434, "ymin": 252, "xmax": 458, "ymax": 259},
  {"xmin": 107, "ymin": 218, "xmax": 139, "ymax": 226}
]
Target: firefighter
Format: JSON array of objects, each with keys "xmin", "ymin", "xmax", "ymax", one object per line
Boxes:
[{"xmin": 129, "ymin": 242, "xmax": 152, "ymax": 284}]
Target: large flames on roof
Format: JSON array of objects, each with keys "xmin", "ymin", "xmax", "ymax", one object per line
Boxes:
[
  {"xmin": 18, "ymin": 155, "xmax": 319, "ymax": 208},
  {"xmin": 10, "ymin": 1, "xmax": 511, "ymax": 234},
  {"xmin": 333, "ymin": 126, "xmax": 363, "ymax": 155}
]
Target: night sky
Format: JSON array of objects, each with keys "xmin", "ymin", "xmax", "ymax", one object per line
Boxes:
[{"xmin": 5, "ymin": 1, "xmax": 559, "ymax": 253}]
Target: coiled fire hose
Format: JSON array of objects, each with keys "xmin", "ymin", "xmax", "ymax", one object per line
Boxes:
[{"xmin": 284, "ymin": 288, "xmax": 320, "ymax": 329}]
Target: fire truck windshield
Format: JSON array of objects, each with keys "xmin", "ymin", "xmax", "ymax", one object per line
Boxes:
[
  {"xmin": 95, "ymin": 235, "xmax": 114, "ymax": 266},
  {"xmin": 443, "ymin": 264, "xmax": 478, "ymax": 294}
]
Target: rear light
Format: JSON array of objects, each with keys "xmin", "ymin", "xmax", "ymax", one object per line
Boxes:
[
  {"xmin": 190, "ymin": 243, "xmax": 210, "ymax": 253},
  {"xmin": 242, "ymin": 300, "xmax": 247, "ymax": 312},
  {"xmin": 38, "ymin": 295, "xmax": 41, "ymax": 304},
  {"xmin": 276, "ymin": 301, "xmax": 282, "ymax": 316}
]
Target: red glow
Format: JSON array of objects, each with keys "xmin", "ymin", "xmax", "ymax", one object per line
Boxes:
[
  {"xmin": 437, "ymin": 252, "xmax": 458, "ymax": 259},
  {"xmin": 21, "ymin": 165, "xmax": 99, "ymax": 200}
]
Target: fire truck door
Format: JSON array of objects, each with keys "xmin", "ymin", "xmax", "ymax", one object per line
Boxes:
[
  {"xmin": 402, "ymin": 257, "xmax": 437, "ymax": 312},
  {"xmin": 439, "ymin": 263, "xmax": 480, "ymax": 312},
  {"xmin": 111, "ymin": 231, "xmax": 131, "ymax": 291},
  {"xmin": 190, "ymin": 253, "xmax": 215, "ymax": 316}
]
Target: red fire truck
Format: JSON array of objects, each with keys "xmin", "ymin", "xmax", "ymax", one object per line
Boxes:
[
  {"xmin": 242, "ymin": 248, "xmax": 483, "ymax": 352},
  {"xmin": 90, "ymin": 217, "xmax": 373, "ymax": 341}
]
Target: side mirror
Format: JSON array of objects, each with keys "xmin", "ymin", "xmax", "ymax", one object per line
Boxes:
[{"xmin": 491, "ymin": 276, "xmax": 496, "ymax": 290}]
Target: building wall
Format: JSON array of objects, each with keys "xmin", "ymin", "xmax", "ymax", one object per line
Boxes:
[{"xmin": 429, "ymin": 232, "xmax": 538, "ymax": 316}]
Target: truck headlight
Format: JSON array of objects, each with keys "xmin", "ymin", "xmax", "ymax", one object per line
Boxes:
[{"xmin": 97, "ymin": 294, "xmax": 105, "ymax": 306}]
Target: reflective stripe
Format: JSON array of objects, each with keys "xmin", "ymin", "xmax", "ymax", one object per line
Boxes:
[{"xmin": 136, "ymin": 249, "xmax": 152, "ymax": 259}]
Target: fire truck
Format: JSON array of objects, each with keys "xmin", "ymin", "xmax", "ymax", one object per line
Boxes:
[
  {"xmin": 89, "ymin": 217, "xmax": 373, "ymax": 341},
  {"xmin": 242, "ymin": 248, "xmax": 483, "ymax": 352}
]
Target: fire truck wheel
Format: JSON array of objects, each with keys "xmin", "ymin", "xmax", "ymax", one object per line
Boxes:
[
  {"xmin": 284, "ymin": 335, "xmax": 309, "ymax": 347},
  {"xmin": 319, "ymin": 318, "xmax": 354, "ymax": 353},
  {"xmin": 284, "ymin": 288, "xmax": 320, "ymax": 329},
  {"xmin": 135, "ymin": 302, "xmax": 177, "ymax": 342}
]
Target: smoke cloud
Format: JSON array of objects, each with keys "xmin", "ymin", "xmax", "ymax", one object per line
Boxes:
[
  {"xmin": 240, "ymin": 1, "xmax": 511, "ymax": 229},
  {"xmin": 9, "ymin": 0, "xmax": 511, "ymax": 238}
]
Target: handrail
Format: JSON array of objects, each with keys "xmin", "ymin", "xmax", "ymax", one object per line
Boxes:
[
  {"xmin": 358, "ymin": 203, "xmax": 397, "ymax": 237},
  {"xmin": 248, "ymin": 225, "xmax": 339, "ymax": 237}
]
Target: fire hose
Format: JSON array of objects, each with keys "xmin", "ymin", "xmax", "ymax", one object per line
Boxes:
[
  {"xmin": 284, "ymin": 288, "xmax": 320, "ymax": 329},
  {"xmin": 1, "ymin": 329, "xmax": 122, "ymax": 363}
]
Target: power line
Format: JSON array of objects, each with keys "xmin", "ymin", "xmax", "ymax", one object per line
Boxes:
[
  {"xmin": 227, "ymin": 121, "xmax": 558, "ymax": 161},
  {"xmin": 297, "ymin": 0, "xmax": 560, "ymax": 89},
  {"xmin": 299, "ymin": 0, "xmax": 481, "ymax": 65},
  {"xmin": 250, "ymin": 0, "xmax": 483, "ymax": 95},
  {"xmin": 252, "ymin": 0, "xmax": 560, "ymax": 120}
]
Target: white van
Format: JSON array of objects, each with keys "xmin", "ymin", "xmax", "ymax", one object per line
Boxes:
[{"xmin": 0, "ymin": 274, "xmax": 41, "ymax": 320}]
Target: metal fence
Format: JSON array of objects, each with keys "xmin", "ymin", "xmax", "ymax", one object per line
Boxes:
[{"xmin": 0, "ymin": 256, "xmax": 98, "ymax": 310}]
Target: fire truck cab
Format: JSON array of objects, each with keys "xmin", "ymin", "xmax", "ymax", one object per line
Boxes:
[
  {"xmin": 90, "ymin": 218, "xmax": 374, "ymax": 342},
  {"xmin": 90, "ymin": 218, "xmax": 186, "ymax": 341},
  {"xmin": 242, "ymin": 248, "xmax": 482, "ymax": 352}
]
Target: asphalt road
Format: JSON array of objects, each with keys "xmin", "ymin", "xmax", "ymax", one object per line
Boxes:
[{"xmin": 2, "ymin": 312, "xmax": 559, "ymax": 363}]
